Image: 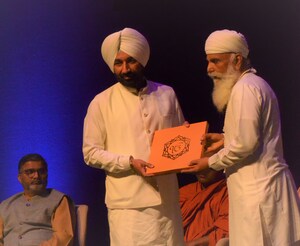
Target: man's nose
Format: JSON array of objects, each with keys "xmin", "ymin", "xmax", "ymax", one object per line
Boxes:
[
  {"xmin": 121, "ymin": 62, "xmax": 130, "ymax": 73},
  {"xmin": 207, "ymin": 63, "xmax": 214, "ymax": 73},
  {"xmin": 32, "ymin": 170, "xmax": 42, "ymax": 178}
]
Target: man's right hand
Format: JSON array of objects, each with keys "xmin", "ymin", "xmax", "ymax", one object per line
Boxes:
[
  {"xmin": 201, "ymin": 133, "xmax": 224, "ymax": 157},
  {"xmin": 130, "ymin": 157, "xmax": 154, "ymax": 176}
]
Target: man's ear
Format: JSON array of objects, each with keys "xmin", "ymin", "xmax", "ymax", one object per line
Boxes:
[
  {"xmin": 17, "ymin": 174, "xmax": 22, "ymax": 183},
  {"xmin": 233, "ymin": 54, "xmax": 240, "ymax": 64},
  {"xmin": 234, "ymin": 54, "xmax": 243, "ymax": 68}
]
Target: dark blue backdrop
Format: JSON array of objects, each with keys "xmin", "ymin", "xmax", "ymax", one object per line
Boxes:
[{"xmin": 1, "ymin": 0, "xmax": 299, "ymax": 245}]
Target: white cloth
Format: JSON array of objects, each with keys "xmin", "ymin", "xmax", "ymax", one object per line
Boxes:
[
  {"xmin": 101, "ymin": 28, "xmax": 150, "ymax": 72},
  {"xmin": 83, "ymin": 81, "xmax": 185, "ymax": 245},
  {"xmin": 208, "ymin": 72, "xmax": 300, "ymax": 245},
  {"xmin": 108, "ymin": 203, "xmax": 183, "ymax": 246},
  {"xmin": 205, "ymin": 29, "xmax": 249, "ymax": 58}
]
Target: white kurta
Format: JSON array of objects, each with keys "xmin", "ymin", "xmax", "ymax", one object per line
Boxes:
[
  {"xmin": 209, "ymin": 72, "xmax": 300, "ymax": 246},
  {"xmin": 83, "ymin": 81, "xmax": 185, "ymax": 245}
]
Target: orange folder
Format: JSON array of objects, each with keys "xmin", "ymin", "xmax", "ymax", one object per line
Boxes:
[{"xmin": 147, "ymin": 121, "xmax": 209, "ymax": 175}]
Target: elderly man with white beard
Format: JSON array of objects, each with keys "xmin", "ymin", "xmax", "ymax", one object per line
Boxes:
[{"xmin": 182, "ymin": 29, "xmax": 300, "ymax": 246}]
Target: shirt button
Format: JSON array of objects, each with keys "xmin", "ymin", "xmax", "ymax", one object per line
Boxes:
[{"xmin": 26, "ymin": 203, "xmax": 30, "ymax": 207}]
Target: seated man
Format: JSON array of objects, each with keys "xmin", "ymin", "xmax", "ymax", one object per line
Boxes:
[
  {"xmin": 179, "ymin": 168, "xmax": 229, "ymax": 246},
  {"xmin": 0, "ymin": 153, "xmax": 75, "ymax": 246}
]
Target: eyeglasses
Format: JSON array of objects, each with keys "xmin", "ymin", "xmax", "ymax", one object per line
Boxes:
[{"xmin": 20, "ymin": 168, "xmax": 48, "ymax": 177}]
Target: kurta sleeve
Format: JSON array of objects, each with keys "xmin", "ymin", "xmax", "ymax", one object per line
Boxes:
[
  {"xmin": 40, "ymin": 196, "xmax": 75, "ymax": 246},
  {"xmin": 82, "ymin": 96, "xmax": 132, "ymax": 173}
]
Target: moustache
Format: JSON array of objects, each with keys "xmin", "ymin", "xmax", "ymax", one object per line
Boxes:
[
  {"xmin": 208, "ymin": 72, "xmax": 223, "ymax": 80},
  {"xmin": 120, "ymin": 72, "xmax": 135, "ymax": 79},
  {"xmin": 31, "ymin": 180, "xmax": 43, "ymax": 185}
]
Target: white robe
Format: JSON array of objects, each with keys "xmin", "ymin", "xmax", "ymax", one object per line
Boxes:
[{"xmin": 209, "ymin": 72, "xmax": 300, "ymax": 246}]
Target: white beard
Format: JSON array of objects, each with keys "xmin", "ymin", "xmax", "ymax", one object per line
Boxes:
[{"xmin": 209, "ymin": 64, "xmax": 241, "ymax": 112}]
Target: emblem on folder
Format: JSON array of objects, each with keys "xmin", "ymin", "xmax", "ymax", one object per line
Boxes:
[{"xmin": 162, "ymin": 135, "xmax": 190, "ymax": 160}]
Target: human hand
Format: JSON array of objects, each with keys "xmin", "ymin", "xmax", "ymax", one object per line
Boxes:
[
  {"xmin": 201, "ymin": 133, "xmax": 224, "ymax": 156},
  {"xmin": 130, "ymin": 157, "xmax": 154, "ymax": 176},
  {"xmin": 181, "ymin": 157, "xmax": 209, "ymax": 174}
]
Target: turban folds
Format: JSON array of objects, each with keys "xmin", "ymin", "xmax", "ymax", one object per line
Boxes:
[
  {"xmin": 205, "ymin": 29, "xmax": 249, "ymax": 58},
  {"xmin": 101, "ymin": 28, "xmax": 150, "ymax": 72}
]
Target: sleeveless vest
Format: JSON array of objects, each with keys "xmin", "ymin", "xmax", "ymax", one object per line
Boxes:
[{"xmin": 0, "ymin": 188, "xmax": 64, "ymax": 246}]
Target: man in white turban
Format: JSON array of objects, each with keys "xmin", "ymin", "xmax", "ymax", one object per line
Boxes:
[
  {"xmin": 83, "ymin": 28, "xmax": 185, "ymax": 245},
  {"xmin": 182, "ymin": 29, "xmax": 300, "ymax": 246}
]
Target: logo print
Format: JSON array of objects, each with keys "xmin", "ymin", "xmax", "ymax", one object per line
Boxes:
[{"xmin": 162, "ymin": 135, "xmax": 190, "ymax": 160}]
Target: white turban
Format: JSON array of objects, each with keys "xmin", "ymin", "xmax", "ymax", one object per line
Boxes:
[
  {"xmin": 205, "ymin": 29, "xmax": 249, "ymax": 58},
  {"xmin": 101, "ymin": 28, "xmax": 150, "ymax": 72}
]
